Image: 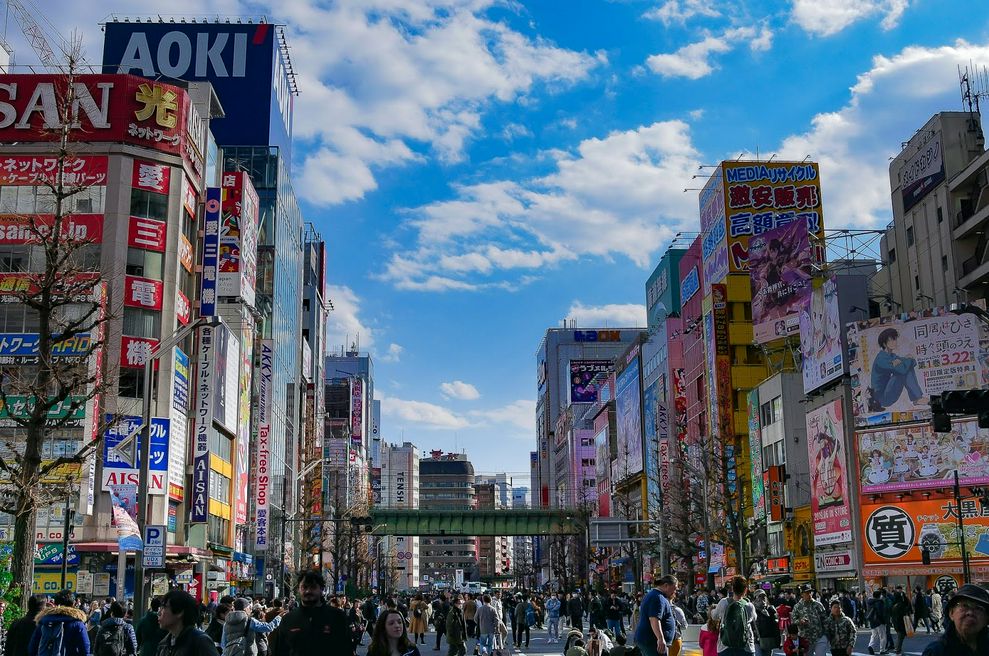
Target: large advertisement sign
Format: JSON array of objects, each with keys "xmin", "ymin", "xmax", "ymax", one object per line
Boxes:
[
  {"xmin": 199, "ymin": 188, "xmax": 221, "ymax": 317},
  {"xmin": 219, "ymin": 171, "xmax": 259, "ymax": 306},
  {"xmin": 570, "ymin": 360, "xmax": 611, "ymax": 404},
  {"xmin": 123, "ymin": 275, "xmax": 164, "ymax": 311},
  {"xmin": 128, "ymin": 216, "xmax": 166, "ymax": 252},
  {"xmin": 102, "ymin": 23, "xmax": 294, "ymax": 159},
  {"xmin": 699, "ymin": 170, "xmax": 727, "ymax": 294},
  {"xmin": 615, "ymin": 351, "xmax": 643, "ymax": 478},
  {"xmin": 351, "ymin": 378, "xmax": 364, "ymax": 445},
  {"xmin": 172, "ymin": 348, "xmax": 189, "ymax": 415},
  {"xmin": 0, "ymin": 155, "xmax": 107, "ymax": 187},
  {"xmin": 902, "ymin": 132, "xmax": 944, "ymax": 212},
  {"xmin": 749, "ymin": 219, "xmax": 813, "ymax": 343},
  {"xmin": 848, "ymin": 310, "xmax": 984, "ymax": 426},
  {"xmin": 0, "ymin": 214, "xmax": 103, "ymax": 245},
  {"xmin": 101, "ymin": 415, "xmax": 169, "ymax": 495},
  {"xmin": 254, "ymin": 340, "xmax": 273, "ymax": 552},
  {"xmin": 721, "ymin": 161, "xmax": 825, "ymax": 273},
  {"xmin": 711, "ymin": 284, "xmax": 735, "ymax": 480},
  {"xmin": 858, "ymin": 419, "xmax": 989, "ymax": 493},
  {"xmin": 748, "ymin": 390, "xmax": 765, "ymax": 522},
  {"xmin": 0, "ymin": 75, "xmax": 191, "ymax": 157},
  {"xmin": 190, "ymin": 325, "xmax": 214, "ymax": 523},
  {"xmin": 109, "ymin": 484, "xmax": 142, "ymax": 551},
  {"xmin": 862, "ymin": 499, "xmax": 989, "ymax": 569},
  {"xmin": 211, "ymin": 324, "xmax": 239, "ymax": 436},
  {"xmin": 234, "ymin": 320, "xmax": 254, "ymax": 526},
  {"xmin": 0, "ymin": 333, "xmax": 90, "ymax": 363},
  {"xmin": 800, "ymin": 276, "xmax": 843, "ymax": 394},
  {"xmin": 806, "ymin": 400, "xmax": 852, "ymax": 546}
]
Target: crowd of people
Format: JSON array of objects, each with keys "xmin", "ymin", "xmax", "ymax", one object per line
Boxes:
[{"xmin": 2, "ymin": 574, "xmax": 989, "ymax": 656}]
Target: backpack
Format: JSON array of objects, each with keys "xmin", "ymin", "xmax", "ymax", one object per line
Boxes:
[
  {"xmin": 96, "ymin": 623, "xmax": 131, "ymax": 656},
  {"xmin": 720, "ymin": 600, "xmax": 749, "ymax": 649},
  {"xmin": 525, "ymin": 605, "xmax": 535, "ymax": 627},
  {"xmin": 37, "ymin": 620, "xmax": 66, "ymax": 656}
]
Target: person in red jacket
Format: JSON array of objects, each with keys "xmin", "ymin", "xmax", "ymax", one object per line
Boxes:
[
  {"xmin": 782, "ymin": 624, "xmax": 809, "ymax": 656},
  {"xmin": 697, "ymin": 617, "xmax": 718, "ymax": 656}
]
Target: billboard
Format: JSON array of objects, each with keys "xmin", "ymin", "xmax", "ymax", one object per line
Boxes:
[
  {"xmin": 0, "ymin": 75, "xmax": 192, "ymax": 158},
  {"xmin": 902, "ymin": 132, "xmax": 944, "ymax": 212},
  {"xmin": 721, "ymin": 161, "xmax": 825, "ymax": 273},
  {"xmin": 615, "ymin": 350, "xmax": 643, "ymax": 478},
  {"xmin": 0, "ymin": 333, "xmax": 90, "ymax": 364},
  {"xmin": 128, "ymin": 216, "xmax": 166, "ymax": 252},
  {"xmin": 123, "ymin": 275, "xmax": 164, "ymax": 311},
  {"xmin": 173, "ymin": 347, "xmax": 189, "ymax": 415},
  {"xmin": 858, "ymin": 419, "xmax": 989, "ymax": 493},
  {"xmin": 800, "ymin": 276, "xmax": 843, "ymax": 393},
  {"xmin": 190, "ymin": 325, "xmax": 215, "ymax": 523},
  {"xmin": 234, "ymin": 318, "xmax": 254, "ymax": 526},
  {"xmin": 199, "ymin": 188, "xmax": 221, "ymax": 317},
  {"xmin": 748, "ymin": 390, "xmax": 765, "ymax": 522},
  {"xmin": 848, "ymin": 310, "xmax": 984, "ymax": 426},
  {"xmin": 219, "ymin": 171, "xmax": 259, "ymax": 306},
  {"xmin": 212, "ymin": 323, "xmax": 240, "ymax": 436},
  {"xmin": 570, "ymin": 360, "xmax": 611, "ymax": 404},
  {"xmin": 351, "ymin": 378, "xmax": 364, "ymax": 445},
  {"xmin": 806, "ymin": 399, "xmax": 852, "ymax": 546},
  {"xmin": 862, "ymin": 498, "xmax": 989, "ymax": 568},
  {"xmin": 109, "ymin": 484, "xmax": 142, "ymax": 551},
  {"xmin": 119, "ymin": 335, "xmax": 158, "ymax": 369},
  {"xmin": 0, "ymin": 155, "xmax": 107, "ymax": 187},
  {"xmin": 699, "ymin": 170, "xmax": 727, "ymax": 295},
  {"xmin": 749, "ymin": 219, "xmax": 813, "ymax": 343},
  {"xmin": 101, "ymin": 415, "xmax": 169, "ymax": 495},
  {"xmin": 0, "ymin": 214, "xmax": 103, "ymax": 245},
  {"xmin": 167, "ymin": 406, "xmax": 186, "ymax": 503},
  {"xmin": 132, "ymin": 159, "xmax": 170, "ymax": 195},
  {"xmin": 254, "ymin": 340, "xmax": 273, "ymax": 552},
  {"xmin": 102, "ymin": 23, "xmax": 294, "ymax": 160}
]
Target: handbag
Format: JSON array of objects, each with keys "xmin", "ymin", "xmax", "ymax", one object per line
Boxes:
[{"xmin": 904, "ymin": 615, "xmax": 915, "ymax": 638}]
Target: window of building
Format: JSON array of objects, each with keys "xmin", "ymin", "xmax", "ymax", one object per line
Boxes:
[
  {"xmin": 768, "ymin": 529, "xmax": 784, "ymax": 553},
  {"xmin": 210, "ymin": 432, "xmax": 232, "ymax": 462},
  {"xmin": 0, "ymin": 305, "xmax": 40, "ymax": 332},
  {"xmin": 130, "ymin": 188, "xmax": 168, "ymax": 221},
  {"xmin": 888, "ymin": 248, "xmax": 896, "ymax": 263},
  {"xmin": 209, "ymin": 470, "xmax": 231, "ymax": 504},
  {"xmin": 760, "ymin": 396, "xmax": 781, "ymax": 427},
  {"xmin": 126, "ymin": 248, "xmax": 163, "ymax": 279},
  {"xmin": 207, "ymin": 514, "xmax": 229, "ymax": 545},
  {"xmin": 122, "ymin": 307, "xmax": 161, "ymax": 339},
  {"xmin": 906, "ymin": 226, "xmax": 914, "ymax": 246},
  {"xmin": 118, "ymin": 368, "xmax": 145, "ymax": 398},
  {"xmin": 943, "ymin": 255, "xmax": 949, "ymax": 272},
  {"xmin": 937, "ymin": 206, "xmax": 943, "ymax": 224},
  {"xmin": 915, "ymin": 275, "xmax": 921, "ymax": 290},
  {"xmin": 0, "ymin": 246, "xmax": 27, "ymax": 272}
]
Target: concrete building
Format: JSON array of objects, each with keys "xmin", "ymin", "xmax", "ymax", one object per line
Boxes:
[
  {"xmin": 420, "ymin": 451, "xmax": 476, "ymax": 584},
  {"xmin": 380, "ymin": 442, "xmax": 420, "ymax": 591}
]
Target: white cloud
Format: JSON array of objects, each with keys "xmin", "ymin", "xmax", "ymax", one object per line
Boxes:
[
  {"xmin": 501, "ymin": 123, "xmax": 533, "ymax": 140},
  {"xmin": 645, "ymin": 26, "xmax": 766, "ymax": 80},
  {"xmin": 326, "ymin": 285, "xmax": 374, "ymax": 349},
  {"xmin": 469, "ymin": 399, "xmax": 536, "ymax": 435},
  {"xmin": 643, "ymin": 0, "xmax": 720, "ymax": 26},
  {"xmin": 440, "ymin": 380, "xmax": 481, "ymax": 400},
  {"xmin": 791, "ymin": 0, "xmax": 910, "ymax": 37},
  {"xmin": 565, "ymin": 301, "xmax": 647, "ymax": 327},
  {"xmin": 774, "ymin": 39, "xmax": 989, "ymax": 228},
  {"xmin": 380, "ymin": 343, "xmax": 404, "ymax": 363},
  {"xmin": 380, "ymin": 120, "xmax": 700, "ymax": 290},
  {"xmin": 380, "ymin": 395, "xmax": 470, "ymax": 430}
]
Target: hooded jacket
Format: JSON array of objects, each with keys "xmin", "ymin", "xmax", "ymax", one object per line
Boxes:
[{"xmin": 29, "ymin": 606, "xmax": 90, "ymax": 656}]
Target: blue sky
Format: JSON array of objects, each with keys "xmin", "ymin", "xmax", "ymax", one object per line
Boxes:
[{"xmin": 21, "ymin": 0, "xmax": 989, "ymax": 478}]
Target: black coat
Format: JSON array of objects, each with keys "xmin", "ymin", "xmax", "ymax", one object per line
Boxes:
[
  {"xmin": 155, "ymin": 628, "xmax": 219, "ymax": 656},
  {"xmin": 922, "ymin": 622, "xmax": 989, "ymax": 656},
  {"xmin": 5, "ymin": 616, "xmax": 37, "ymax": 656},
  {"xmin": 268, "ymin": 604, "xmax": 351, "ymax": 656}
]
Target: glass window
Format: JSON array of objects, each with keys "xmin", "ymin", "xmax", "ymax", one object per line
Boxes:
[
  {"xmin": 906, "ymin": 226, "xmax": 914, "ymax": 246},
  {"xmin": 126, "ymin": 248, "xmax": 163, "ymax": 279},
  {"xmin": 209, "ymin": 431, "xmax": 232, "ymax": 462},
  {"xmin": 122, "ymin": 307, "xmax": 161, "ymax": 338},
  {"xmin": 0, "ymin": 246, "xmax": 27, "ymax": 272},
  {"xmin": 118, "ymin": 368, "xmax": 144, "ymax": 398},
  {"xmin": 130, "ymin": 188, "xmax": 168, "ymax": 221}
]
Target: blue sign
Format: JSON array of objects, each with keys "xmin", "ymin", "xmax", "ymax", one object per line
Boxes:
[
  {"xmin": 200, "ymin": 187, "xmax": 221, "ymax": 317},
  {"xmin": 975, "ymin": 533, "xmax": 989, "ymax": 557},
  {"xmin": 101, "ymin": 23, "xmax": 293, "ymax": 162},
  {"xmin": 681, "ymin": 266, "xmax": 700, "ymax": 303},
  {"xmin": 173, "ymin": 347, "xmax": 189, "ymax": 414},
  {"xmin": 0, "ymin": 332, "xmax": 90, "ymax": 360},
  {"xmin": 103, "ymin": 415, "xmax": 169, "ymax": 471}
]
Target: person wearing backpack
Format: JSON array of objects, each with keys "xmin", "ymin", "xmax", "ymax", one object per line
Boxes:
[
  {"xmin": 753, "ymin": 591, "xmax": 780, "ymax": 654},
  {"xmin": 633, "ymin": 575, "xmax": 677, "ymax": 656},
  {"xmin": 6, "ymin": 595, "xmax": 45, "ymax": 656},
  {"xmin": 710, "ymin": 575, "xmax": 757, "ymax": 656},
  {"xmin": 865, "ymin": 590, "xmax": 887, "ymax": 655},
  {"xmin": 789, "ymin": 586, "xmax": 827, "ymax": 656},
  {"xmin": 95, "ymin": 602, "xmax": 138, "ymax": 656},
  {"xmin": 220, "ymin": 599, "xmax": 279, "ymax": 656},
  {"xmin": 28, "ymin": 590, "xmax": 90, "ymax": 656}
]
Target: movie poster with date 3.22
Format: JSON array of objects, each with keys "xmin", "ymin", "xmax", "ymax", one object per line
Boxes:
[{"xmin": 806, "ymin": 399, "xmax": 852, "ymax": 546}]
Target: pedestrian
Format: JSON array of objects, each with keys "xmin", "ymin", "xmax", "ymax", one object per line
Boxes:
[
  {"xmin": 781, "ymin": 625, "xmax": 808, "ymax": 656},
  {"xmin": 754, "ymin": 591, "xmax": 780, "ymax": 655},
  {"xmin": 710, "ymin": 575, "xmax": 757, "ymax": 656},
  {"xmin": 929, "ymin": 589, "xmax": 942, "ymax": 634},
  {"xmin": 922, "ymin": 583, "xmax": 989, "ymax": 655},
  {"xmin": 5, "ymin": 595, "xmax": 44, "ymax": 656},
  {"xmin": 889, "ymin": 590, "xmax": 912, "ymax": 655},
  {"xmin": 221, "ymin": 598, "xmax": 279, "ymax": 656},
  {"xmin": 135, "ymin": 598, "xmax": 168, "ymax": 656},
  {"xmin": 789, "ymin": 585, "xmax": 827, "ymax": 656},
  {"xmin": 153, "ymin": 590, "xmax": 219, "ymax": 656},
  {"xmin": 268, "ymin": 572, "xmax": 351, "ymax": 656},
  {"xmin": 410, "ymin": 595, "xmax": 430, "ymax": 646},
  {"xmin": 475, "ymin": 596, "xmax": 498, "ymax": 656},
  {"xmin": 446, "ymin": 597, "xmax": 468, "ymax": 656},
  {"xmin": 205, "ymin": 606, "xmax": 230, "ymax": 651},
  {"xmin": 464, "ymin": 596, "xmax": 479, "ymax": 656},
  {"xmin": 511, "ymin": 596, "xmax": 531, "ymax": 650},
  {"xmin": 568, "ymin": 594, "xmax": 584, "ymax": 634},
  {"xmin": 634, "ymin": 574, "xmax": 677, "ymax": 656},
  {"xmin": 368, "ymin": 610, "xmax": 421, "ymax": 656},
  {"xmin": 545, "ymin": 594, "xmax": 562, "ymax": 644},
  {"xmin": 697, "ymin": 616, "xmax": 718, "ymax": 656},
  {"xmin": 94, "ymin": 601, "xmax": 138, "ymax": 656},
  {"xmin": 913, "ymin": 587, "xmax": 932, "ymax": 634},
  {"xmin": 29, "ymin": 590, "xmax": 90, "ymax": 656},
  {"xmin": 432, "ymin": 594, "xmax": 450, "ymax": 652},
  {"xmin": 823, "ymin": 601, "xmax": 855, "ymax": 656},
  {"xmin": 865, "ymin": 590, "xmax": 887, "ymax": 655}
]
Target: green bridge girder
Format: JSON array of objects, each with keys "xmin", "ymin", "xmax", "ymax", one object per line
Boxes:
[{"xmin": 368, "ymin": 508, "xmax": 584, "ymax": 536}]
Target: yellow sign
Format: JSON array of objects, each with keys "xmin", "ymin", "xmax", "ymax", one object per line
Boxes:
[
  {"xmin": 134, "ymin": 83, "xmax": 178, "ymax": 128},
  {"xmin": 33, "ymin": 571, "xmax": 75, "ymax": 593}
]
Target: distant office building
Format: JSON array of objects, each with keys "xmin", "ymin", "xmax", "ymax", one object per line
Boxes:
[
  {"xmin": 420, "ymin": 452, "xmax": 476, "ymax": 584},
  {"xmin": 381, "ymin": 442, "xmax": 420, "ymax": 591}
]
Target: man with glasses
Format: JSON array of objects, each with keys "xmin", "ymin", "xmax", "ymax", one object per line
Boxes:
[{"xmin": 923, "ymin": 584, "xmax": 989, "ymax": 656}]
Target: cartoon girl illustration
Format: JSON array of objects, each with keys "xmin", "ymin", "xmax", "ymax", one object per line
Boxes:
[
  {"xmin": 917, "ymin": 445, "xmax": 938, "ymax": 478},
  {"xmin": 867, "ymin": 449, "xmax": 891, "ymax": 485},
  {"xmin": 893, "ymin": 445, "xmax": 910, "ymax": 479},
  {"xmin": 813, "ymin": 431, "xmax": 843, "ymax": 507},
  {"xmin": 904, "ymin": 432, "xmax": 919, "ymax": 459}
]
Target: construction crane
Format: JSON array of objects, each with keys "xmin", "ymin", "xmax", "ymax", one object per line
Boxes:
[{"xmin": 4, "ymin": 0, "xmax": 77, "ymax": 70}]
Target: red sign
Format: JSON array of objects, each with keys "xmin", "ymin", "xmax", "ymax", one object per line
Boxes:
[
  {"xmin": 127, "ymin": 216, "xmax": 166, "ymax": 252},
  {"xmin": 0, "ymin": 75, "xmax": 190, "ymax": 157},
  {"xmin": 132, "ymin": 159, "xmax": 170, "ymax": 194},
  {"xmin": 119, "ymin": 335, "xmax": 159, "ymax": 369},
  {"xmin": 767, "ymin": 465, "xmax": 786, "ymax": 522},
  {"xmin": 0, "ymin": 155, "xmax": 107, "ymax": 186},
  {"xmin": 176, "ymin": 290, "xmax": 190, "ymax": 325},
  {"xmin": 183, "ymin": 178, "xmax": 197, "ymax": 218},
  {"xmin": 178, "ymin": 234, "xmax": 194, "ymax": 273},
  {"xmin": 0, "ymin": 214, "xmax": 103, "ymax": 244},
  {"xmin": 766, "ymin": 556, "xmax": 790, "ymax": 574},
  {"xmin": 123, "ymin": 275, "xmax": 163, "ymax": 311}
]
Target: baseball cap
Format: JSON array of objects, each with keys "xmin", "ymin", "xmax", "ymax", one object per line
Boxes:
[
  {"xmin": 947, "ymin": 584, "xmax": 989, "ymax": 612},
  {"xmin": 800, "ymin": 584, "xmax": 814, "ymax": 593}
]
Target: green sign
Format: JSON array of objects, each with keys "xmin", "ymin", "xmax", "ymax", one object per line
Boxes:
[{"xmin": 0, "ymin": 395, "xmax": 86, "ymax": 423}]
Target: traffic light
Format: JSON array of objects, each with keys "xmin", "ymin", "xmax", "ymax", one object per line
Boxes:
[
  {"xmin": 931, "ymin": 395, "xmax": 952, "ymax": 433},
  {"xmin": 921, "ymin": 545, "xmax": 931, "ymax": 566},
  {"xmin": 349, "ymin": 516, "xmax": 374, "ymax": 532},
  {"xmin": 940, "ymin": 389, "xmax": 989, "ymax": 414}
]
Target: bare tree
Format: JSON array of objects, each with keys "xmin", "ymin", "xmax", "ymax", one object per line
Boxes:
[{"xmin": 0, "ymin": 58, "xmax": 118, "ymax": 607}]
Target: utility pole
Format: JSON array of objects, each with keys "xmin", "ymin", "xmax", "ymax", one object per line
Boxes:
[
  {"xmin": 954, "ymin": 470, "xmax": 972, "ymax": 584},
  {"xmin": 59, "ymin": 487, "xmax": 73, "ymax": 589}
]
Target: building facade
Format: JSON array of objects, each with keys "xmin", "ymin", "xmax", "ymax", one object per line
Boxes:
[{"xmin": 419, "ymin": 452, "xmax": 476, "ymax": 585}]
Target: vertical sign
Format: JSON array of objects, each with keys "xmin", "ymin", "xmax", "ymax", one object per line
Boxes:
[
  {"xmin": 766, "ymin": 465, "xmax": 785, "ymax": 522},
  {"xmin": 806, "ymin": 399, "xmax": 852, "ymax": 546},
  {"xmin": 254, "ymin": 340, "xmax": 273, "ymax": 552},
  {"xmin": 190, "ymin": 326, "xmax": 214, "ymax": 523},
  {"xmin": 200, "ymin": 188, "xmax": 221, "ymax": 317},
  {"xmin": 351, "ymin": 378, "xmax": 363, "ymax": 445},
  {"xmin": 748, "ymin": 389, "xmax": 765, "ymax": 522}
]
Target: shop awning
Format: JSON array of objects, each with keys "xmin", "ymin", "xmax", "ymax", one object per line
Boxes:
[
  {"xmin": 756, "ymin": 574, "xmax": 791, "ymax": 584},
  {"xmin": 72, "ymin": 542, "xmax": 207, "ymax": 556}
]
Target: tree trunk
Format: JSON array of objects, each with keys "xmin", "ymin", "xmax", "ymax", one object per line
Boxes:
[{"xmin": 12, "ymin": 504, "xmax": 37, "ymax": 606}]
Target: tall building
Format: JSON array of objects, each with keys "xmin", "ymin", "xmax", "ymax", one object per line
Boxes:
[
  {"xmin": 419, "ymin": 451, "xmax": 476, "ymax": 585},
  {"xmin": 475, "ymin": 474, "xmax": 514, "ymax": 582},
  {"xmin": 380, "ymin": 442, "xmax": 420, "ymax": 591},
  {"xmin": 511, "ymin": 487, "xmax": 535, "ymax": 589}
]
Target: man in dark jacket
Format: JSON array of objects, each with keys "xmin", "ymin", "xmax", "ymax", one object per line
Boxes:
[
  {"xmin": 866, "ymin": 590, "xmax": 887, "ymax": 655},
  {"xmin": 136, "ymin": 598, "xmax": 168, "ymax": 656},
  {"xmin": 154, "ymin": 590, "xmax": 218, "ymax": 656},
  {"xmin": 29, "ymin": 591, "xmax": 90, "ymax": 656},
  {"xmin": 567, "ymin": 594, "xmax": 584, "ymax": 632},
  {"xmin": 268, "ymin": 572, "xmax": 350, "ymax": 656},
  {"xmin": 923, "ymin": 584, "xmax": 989, "ymax": 656},
  {"xmin": 432, "ymin": 594, "xmax": 450, "ymax": 652},
  {"xmin": 5, "ymin": 595, "xmax": 44, "ymax": 656},
  {"xmin": 445, "ymin": 597, "xmax": 468, "ymax": 656}
]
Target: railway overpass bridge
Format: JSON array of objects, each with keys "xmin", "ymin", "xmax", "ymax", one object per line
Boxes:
[{"xmin": 365, "ymin": 508, "xmax": 585, "ymax": 536}]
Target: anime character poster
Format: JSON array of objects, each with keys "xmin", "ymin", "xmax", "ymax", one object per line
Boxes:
[
  {"xmin": 749, "ymin": 219, "xmax": 813, "ymax": 344},
  {"xmin": 858, "ymin": 419, "xmax": 989, "ymax": 493},
  {"xmin": 800, "ymin": 276, "xmax": 843, "ymax": 393},
  {"xmin": 848, "ymin": 311, "xmax": 983, "ymax": 426},
  {"xmin": 806, "ymin": 399, "xmax": 852, "ymax": 546}
]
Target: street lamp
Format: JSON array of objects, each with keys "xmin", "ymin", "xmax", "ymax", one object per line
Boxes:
[{"xmin": 132, "ymin": 315, "xmax": 222, "ymax": 617}]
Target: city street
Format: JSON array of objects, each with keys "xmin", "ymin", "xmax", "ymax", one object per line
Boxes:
[{"xmin": 355, "ymin": 628, "xmax": 942, "ymax": 656}]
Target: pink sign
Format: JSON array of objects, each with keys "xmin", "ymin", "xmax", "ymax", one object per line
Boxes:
[{"xmin": 806, "ymin": 399, "xmax": 852, "ymax": 547}]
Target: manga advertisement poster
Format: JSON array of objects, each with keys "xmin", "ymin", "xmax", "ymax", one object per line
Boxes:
[
  {"xmin": 699, "ymin": 169, "xmax": 727, "ymax": 296},
  {"xmin": 570, "ymin": 360, "xmax": 611, "ymax": 404},
  {"xmin": 848, "ymin": 310, "xmax": 984, "ymax": 426},
  {"xmin": 800, "ymin": 276, "xmax": 843, "ymax": 394},
  {"xmin": 806, "ymin": 400, "xmax": 852, "ymax": 546},
  {"xmin": 615, "ymin": 352, "xmax": 644, "ymax": 478},
  {"xmin": 749, "ymin": 219, "xmax": 813, "ymax": 344},
  {"xmin": 857, "ymin": 419, "xmax": 989, "ymax": 493},
  {"xmin": 748, "ymin": 390, "xmax": 765, "ymax": 522}
]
